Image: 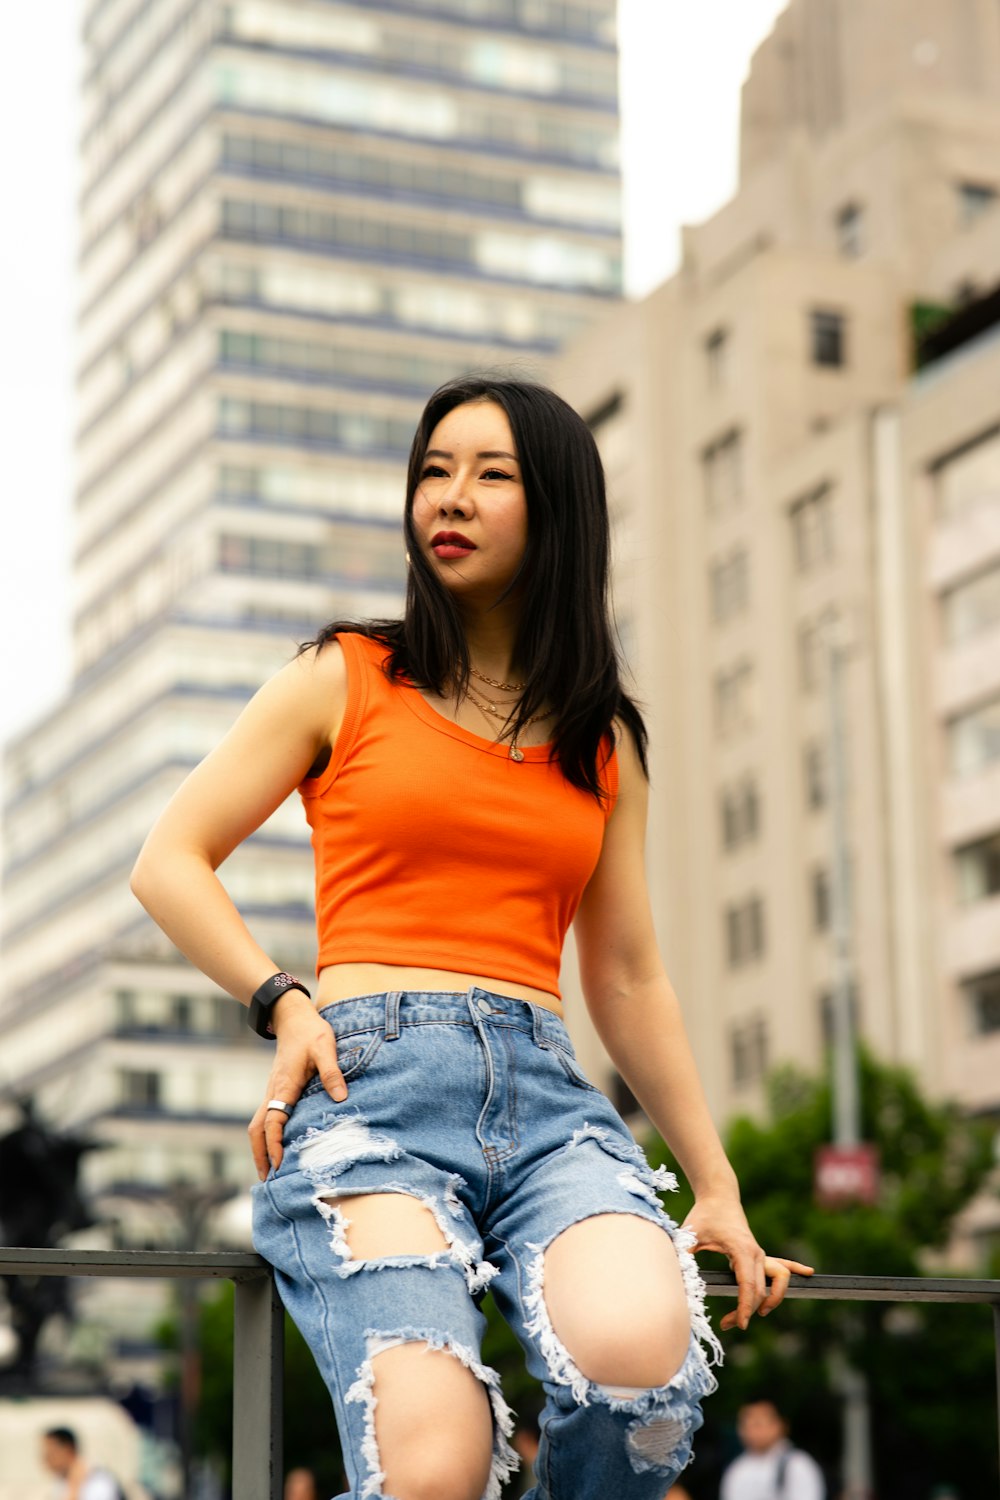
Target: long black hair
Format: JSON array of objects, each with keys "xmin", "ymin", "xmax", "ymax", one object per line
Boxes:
[{"xmin": 301, "ymin": 374, "xmax": 647, "ymax": 797}]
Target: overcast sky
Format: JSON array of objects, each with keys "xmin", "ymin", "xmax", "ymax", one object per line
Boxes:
[{"xmin": 0, "ymin": 0, "xmax": 787, "ymax": 745}]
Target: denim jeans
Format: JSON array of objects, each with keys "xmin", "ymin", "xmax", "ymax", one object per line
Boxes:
[{"xmin": 251, "ymin": 988, "xmax": 721, "ymax": 1500}]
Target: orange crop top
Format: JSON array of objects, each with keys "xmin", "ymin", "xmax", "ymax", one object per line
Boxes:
[{"xmin": 298, "ymin": 632, "xmax": 619, "ymax": 999}]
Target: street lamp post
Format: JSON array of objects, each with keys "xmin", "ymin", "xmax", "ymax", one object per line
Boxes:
[
  {"xmin": 823, "ymin": 617, "xmax": 875, "ymax": 1500},
  {"xmin": 827, "ymin": 619, "xmax": 860, "ymax": 1153}
]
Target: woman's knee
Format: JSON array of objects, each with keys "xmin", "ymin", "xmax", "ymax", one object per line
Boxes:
[
  {"xmin": 384, "ymin": 1453, "xmax": 488, "ymax": 1500},
  {"xmin": 370, "ymin": 1342, "xmax": 494, "ymax": 1500},
  {"xmin": 537, "ymin": 1213, "xmax": 692, "ymax": 1390}
]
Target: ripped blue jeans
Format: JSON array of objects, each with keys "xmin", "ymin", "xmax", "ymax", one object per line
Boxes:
[{"xmin": 251, "ymin": 989, "xmax": 720, "ymax": 1500}]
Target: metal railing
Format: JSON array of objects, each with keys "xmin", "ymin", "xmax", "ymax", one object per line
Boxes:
[
  {"xmin": 1, "ymin": 1247, "xmax": 282, "ymax": 1500},
  {"xmin": 2, "ymin": 1248, "xmax": 999, "ymax": 1498}
]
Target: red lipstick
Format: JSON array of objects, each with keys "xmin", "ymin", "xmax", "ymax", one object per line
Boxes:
[{"xmin": 431, "ymin": 530, "xmax": 476, "ymax": 559}]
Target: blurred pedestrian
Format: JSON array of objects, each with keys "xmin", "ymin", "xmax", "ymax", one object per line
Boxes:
[
  {"xmin": 40, "ymin": 1427, "xmax": 125, "ymax": 1500},
  {"xmin": 283, "ymin": 1468, "xmax": 318, "ymax": 1500},
  {"xmin": 721, "ymin": 1397, "xmax": 825, "ymax": 1499}
]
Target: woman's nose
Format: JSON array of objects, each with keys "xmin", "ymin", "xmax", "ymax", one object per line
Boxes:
[{"xmin": 438, "ymin": 482, "xmax": 471, "ymax": 517}]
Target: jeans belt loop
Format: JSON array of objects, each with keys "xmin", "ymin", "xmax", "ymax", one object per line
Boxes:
[
  {"xmin": 384, "ymin": 990, "xmax": 402, "ymax": 1040},
  {"xmin": 531, "ymin": 1001, "xmax": 548, "ymax": 1048}
]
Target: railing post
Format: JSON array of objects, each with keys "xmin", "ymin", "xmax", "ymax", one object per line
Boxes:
[
  {"xmin": 233, "ymin": 1272, "xmax": 284, "ymax": 1500},
  {"xmin": 995, "ymin": 1302, "xmax": 1000, "ymax": 1493}
]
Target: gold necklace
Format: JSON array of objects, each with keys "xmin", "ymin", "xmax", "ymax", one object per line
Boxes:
[
  {"xmin": 469, "ymin": 665, "xmax": 527, "ymax": 693},
  {"xmin": 464, "ymin": 684, "xmax": 551, "ymax": 762}
]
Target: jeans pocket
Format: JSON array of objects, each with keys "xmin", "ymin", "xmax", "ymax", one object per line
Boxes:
[
  {"xmin": 300, "ymin": 1028, "xmax": 384, "ymax": 1097},
  {"xmin": 543, "ymin": 1039, "xmax": 603, "ymax": 1093}
]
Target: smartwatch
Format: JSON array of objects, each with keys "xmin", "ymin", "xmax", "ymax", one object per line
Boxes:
[{"xmin": 247, "ymin": 972, "xmax": 312, "ymax": 1039}]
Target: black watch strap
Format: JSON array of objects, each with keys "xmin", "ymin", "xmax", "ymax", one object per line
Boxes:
[{"xmin": 247, "ymin": 972, "xmax": 312, "ymax": 1039}]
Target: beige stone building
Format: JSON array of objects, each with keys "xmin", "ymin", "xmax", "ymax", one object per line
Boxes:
[{"xmin": 554, "ymin": 0, "xmax": 1000, "ymax": 1231}]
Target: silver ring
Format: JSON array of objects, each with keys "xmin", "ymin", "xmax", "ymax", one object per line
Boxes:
[{"xmin": 266, "ymin": 1098, "xmax": 291, "ymax": 1113}]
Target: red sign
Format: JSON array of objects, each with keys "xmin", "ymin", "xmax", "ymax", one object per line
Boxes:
[{"xmin": 814, "ymin": 1143, "xmax": 880, "ymax": 1206}]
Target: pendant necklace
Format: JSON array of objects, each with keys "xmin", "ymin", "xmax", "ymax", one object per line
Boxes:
[{"xmin": 464, "ymin": 683, "xmax": 550, "ymax": 762}]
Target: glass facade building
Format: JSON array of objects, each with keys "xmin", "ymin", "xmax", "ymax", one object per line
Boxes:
[{"xmin": 0, "ymin": 0, "xmax": 621, "ymax": 1365}]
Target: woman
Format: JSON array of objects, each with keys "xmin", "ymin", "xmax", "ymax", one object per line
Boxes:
[{"xmin": 131, "ymin": 376, "xmax": 811, "ymax": 1500}]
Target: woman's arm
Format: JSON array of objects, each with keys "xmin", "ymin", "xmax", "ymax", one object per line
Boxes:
[
  {"xmin": 573, "ymin": 725, "xmax": 811, "ymax": 1330},
  {"xmin": 130, "ymin": 642, "xmax": 350, "ymax": 1176}
]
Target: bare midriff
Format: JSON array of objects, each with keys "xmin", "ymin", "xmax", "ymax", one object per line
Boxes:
[{"xmin": 315, "ymin": 962, "xmax": 564, "ymax": 1017}]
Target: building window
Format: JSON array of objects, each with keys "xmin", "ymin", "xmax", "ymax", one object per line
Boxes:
[
  {"xmin": 220, "ymin": 195, "xmax": 619, "ymax": 292},
  {"xmin": 730, "ymin": 1016, "xmax": 768, "ymax": 1086},
  {"xmin": 725, "ymin": 895, "xmax": 766, "ymax": 967},
  {"xmin": 948, "ymin": 694, "xmax": 1000, "ymax": 776},
  {"xmin": 958, "ymin": 182, "xmax": 997, "ymax": 227},
  {"xmin": 798, "ymin": 609, "xmax": 837, "ymax": 693},
  {"xmin": 964, "ymin": 970, "xmax": 1000, "ymax": 1035},
  {"xmin": 116, "ymin": 340, "xmax": 135, "ymax": 387},
  {"xmin": 790, "ymin": 483, "xmax": 835, "ymax": 571},
  {"xmin": 810, "ymin": 309, "xmax": 846, "ymax": 368},
  {"xmin": 221, "ymin": 132, "xmax": 529, "ymax": 213},
  {"xmin": 213, "ymin": 996, "xmax": 247, "ymax": 1039},
  {"xmin": 218, "ymin": 327, "xmax": 462, "ymax": 396},
  {"xmin": 115, "ymin": 990, "xmax": 137, "ymax": 1028},
  {"xmin": 955, "ymin": 833, "xmax": 1000, "ymax": 903},
  {"xmin": 715, "ymin": 661, "xmax": 756, "ymax": 738},
  {"xmin": 217, "ymin": 396, "xmax": 414, "ymax": 456},
  {"xmin": 705, "ymin": 327, "xmax": 729, "ymax": 388},
  {"xmin": 703, "ymin": 430, "xmax": 743, "ymax": 514},
  {"xmin": 933, "ymin": 426, "xmax": 1000, "ymax": 523},
  {"xmin": 709, "ymin": 548, "xmax": 750, "ymax": 623},
  {"xmin": 812, "ymin": 866, "xmax": 831, "ymax": 931},
  {"xmin": 941, "ymin": 560, "xmax": 1000, "ymax": 644},
  {"xmin": 120, "ymin": 1070, "xmax": 161, "ymax": 1110},
  {"xmin": 835, "ymin": 203, "xmax": 864, "ymax": 258},
  {"xmin": 819, "ymin": 983, "xmax": 860, "ymax": 1047},
  {"xmin": 219, "ymin": 464, "xmax": 260, "ymax": 498},
  {"xmin": 814, "ymin": 860, "xmax": 852, "ymax": 929},
  {"xmin": 721, "ymin": 776, "xmax": 760, "ymax": 849},
  {"xmin": 171, "ymin": 995, "xmax": 194, "ymax": 1031},
  {"xmin": 805, "ymin": 741, "xmax": 828, "ymax": 810},
  {"xmin": 798, "ymin": 618, "xmax": 824, "ymax": 693},
  {"xmin": 585, "ymin": 390, "xmax": 628, "ymax": 476},
  {"xmin": 219, "ymin": 533, "xmax": 328, "ymax": 580}
]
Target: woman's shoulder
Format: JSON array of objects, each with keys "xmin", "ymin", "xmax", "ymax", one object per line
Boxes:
[
  {"xmin": 288, "ymin": 628, "xmax": 400, "ymax": 733},
  {"xmin": 259, "ymin": 639, "xmax": 349, "ymax": 744},
  {"xmin": 294, "ymin": 628, "xmax": 387, "ymax": 682},
  {"xmin": 308, "ymin": 626, "xmax": 396, "ymax": 667},
  {"xmin": 291, "ymin": 635, "xmax": 347, "ymax": 688}
]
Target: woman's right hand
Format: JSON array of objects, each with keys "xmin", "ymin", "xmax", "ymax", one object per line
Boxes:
[{"xmin": 248, "ymin": 992, "xmax": 349, "ymax": 1180}]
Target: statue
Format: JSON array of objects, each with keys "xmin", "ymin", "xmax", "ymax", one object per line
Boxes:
[{"xmin": 0, "ymin": 1097, "xmax": 100, "ymax": 1386}]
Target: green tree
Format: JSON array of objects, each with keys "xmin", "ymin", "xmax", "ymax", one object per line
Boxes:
[
  {"xmin": 159, "ymin": 1283, "xmax": 344, "ymax": 1495},
  {"xmin": 644, "ymin": 1050, "xmax": 997, "ymax": 1499}
]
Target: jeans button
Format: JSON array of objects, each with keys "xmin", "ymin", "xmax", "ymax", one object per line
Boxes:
[{"xmin": 477, "ymin": 997, "xmax": 492, "ymax": 1015}]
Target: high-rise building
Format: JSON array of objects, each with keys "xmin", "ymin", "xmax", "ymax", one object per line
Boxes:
[
  {"xmin": 0, "ymin": 0, "xmax": 622, "ymax": 1364},
  {"xmin": 551, "ymin": 0, "xmax": 1000, "ymax": 1250}
]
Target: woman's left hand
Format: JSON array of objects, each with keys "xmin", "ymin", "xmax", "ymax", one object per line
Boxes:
[{"xmin": 681, "ymin": 1194, "xmax": 814, "ymax": 1331}]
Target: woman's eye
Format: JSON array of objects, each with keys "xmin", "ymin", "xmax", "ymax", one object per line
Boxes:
[{"xmin": 420, "ymin": 465, "xmax": 513, "ymax": 481}]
